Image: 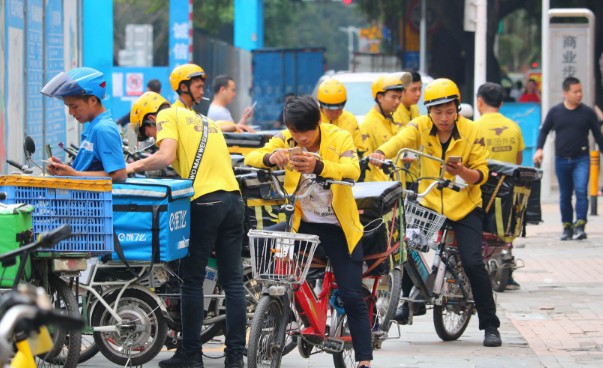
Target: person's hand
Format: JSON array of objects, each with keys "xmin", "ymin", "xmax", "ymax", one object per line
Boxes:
[
  {"xmin": 235, "ymin": 124, "xmax": 256, "ymax": 133},
  {"xmin": 242, "ymin": 105, "xmax": 255, "ymax": 120},
  {"xmin": 368, "ymin": 152, "xmax": 385, "ymax": 167},
  {"xmin": 533, "ymin": 149, "xmax": 543, "ymax": 166},
  {"xmin": 46, "ymin": 159, "xmax": 76, "ymax": 176},
  {"xmin": 289, "ymin": 152, "xmax": 317, "ymax": 174},
  {"xmin": 268, "ymin": 149, "xmax": 290, "ymax": 169},
  {"xmin": 444, "ymin": 160, "xmax": 464, "ymax": 176}
]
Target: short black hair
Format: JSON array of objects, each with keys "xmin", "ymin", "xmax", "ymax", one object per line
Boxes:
[
  {"xmin": 406, "ymin": 70, "xmax": 422, "ymax": 83},
  {"xmin": 146, "ymin": 79, "xmax": 161, "ymax": 93},
  {"xmin": 212, "ymin": 75, "xmax": 233, "ymax": 94},
  {"xmin": 562, "ymin": 76, "xmax": 580, "ymax": 92},
  {"xmin": 283, "ymin": 95, "xmax": 320, "ymax": 132},
  {"xmin": 477, "ymin": 82, "xmax": 503, "ymax": 107}
]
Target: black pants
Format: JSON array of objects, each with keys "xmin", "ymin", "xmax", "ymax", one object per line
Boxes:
[
  {"xmin": 181, "ymin": 191, "xmax": 247, "ymax": 357},
  {"xmin": 450, "ymin": 208, "xmax": 500, "ymax": 330},
  {"xmin": 401, "ymin": 208, "xmax": 500, "ymax": 329},
  {"xmin": 269, "ymin": 221, "xmax": 373, "ymax": 361}
]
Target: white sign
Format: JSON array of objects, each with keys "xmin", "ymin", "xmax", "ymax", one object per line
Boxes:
[
  {"xmin": 549, "ymin": 24, "xmax": 592, "ymax": 105},
  {"xmin": 125, "ymin": 73, "xmax": 144, "ymax": 96}
]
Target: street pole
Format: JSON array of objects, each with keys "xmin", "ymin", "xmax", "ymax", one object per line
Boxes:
[
  {"xmin": 541, "ymin": 0, "xmax": 551, "ymax": 199},
  {"xmin": 339, "ymin": 26, "xmax": 358, "ymax": 72},
  {"xmin": 419, "ymin": 0, "xmax": 426, "ymax": 74},
  {"xmin": 473, "ymin": 0, "xmax": 487, "ymax": 120}
]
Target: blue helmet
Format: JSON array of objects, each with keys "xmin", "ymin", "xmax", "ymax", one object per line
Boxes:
[{"xmin": 41, "ymin": 67, "xmax": 106, "ymax": 100}]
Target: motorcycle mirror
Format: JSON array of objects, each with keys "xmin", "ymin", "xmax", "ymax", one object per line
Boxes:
[{"xmin": 23, "ymin": 136, "xmax": 36, "ymax": 159}]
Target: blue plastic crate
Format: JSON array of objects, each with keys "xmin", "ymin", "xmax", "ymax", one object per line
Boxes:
[{"xmin": 0, "ymin": 184, "xmax": 113, "ymax": 255}]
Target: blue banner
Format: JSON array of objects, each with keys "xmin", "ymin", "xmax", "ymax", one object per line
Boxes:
[
  {"xmin": 27, "ymin": 0, "xmax": 44, "ymax": 162},
  {"xmin": 499, "ymin": 102, "xmax": 542, "ymax": 167},
  {"xmin": 44, "ymin": 0, "xmax": 66, "ymax": 161},
  {"xmin": 5, "ymin": 0, "xmax": 25, "ymax": 167},
  {"xmin": 169, "ymin": 0, "xmax": 191, "ymax": 69}
]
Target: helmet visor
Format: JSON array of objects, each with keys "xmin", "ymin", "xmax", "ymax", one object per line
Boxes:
[
  {"xmin": 188, "ymin": 71, "xmax": 206, "ymax": 81},
  {"xmin": 319, "ymin": 101, "xmax": 346, "ymax": 110},
  {"xmin": 41, "ymin": 72, "xmax": 83, "ymax": 100},
  {"xmin": 424, "ymin": 96, "xmax": 458, "ymax": 108}
]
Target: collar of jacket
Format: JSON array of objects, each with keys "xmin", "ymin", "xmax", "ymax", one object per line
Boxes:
[{"xmin": 429, "ymin": 119, "xmax": 461, "ymax": 140}]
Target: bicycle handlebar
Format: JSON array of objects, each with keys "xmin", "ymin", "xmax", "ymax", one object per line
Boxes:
[
  {"xmin": 6, "ymin": 160, "xmax": 33, "ymax": 174},
  {"xmin": 0, "ymin": 289, "xmax": 84, "ymax": 365}
]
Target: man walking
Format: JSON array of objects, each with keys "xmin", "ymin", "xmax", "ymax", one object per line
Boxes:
[{"xmin": 533, "ymin": 77, "xmax": 603, "ymax": 240}]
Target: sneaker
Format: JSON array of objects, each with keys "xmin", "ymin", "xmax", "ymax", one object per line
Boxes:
[
  {"xmin": 560, "ymin": 223, "xmax": 573, "ymax": 241},
  {"xmin": 572, "ymin": 220, "xmax": 587, "ymax": 240},
  {"xmin": 159, "ymin": 350, "xmax": 204, "ymax": 368},
  {"xmin": 394, "ymin": 302, "xmax": 426, "ymax": 324},
  {"xmin": 224, "ymin": 353, "xmax": 244, "ymax": 368},
  {"xmin": 483, "ymin": 327, "xmax": 502, "ymax": 347},
  {"xmin": 506, "ymin": 278, "xmax": 520, "ymax": 291}
]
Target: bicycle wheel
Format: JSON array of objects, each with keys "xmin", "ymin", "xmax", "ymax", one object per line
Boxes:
[
  {"xmin": 374, "ymin": 268, "xmax": 401, "ymax": 332},
  {"xmin": 487, "ymin": 255, "xmax": 510, "ymax": 293},
  {"xmin": 433, "ymin": 253, "xmax": 473, "ymax": 341},
  {"xmin": 247, "ymin": 295, "xmax": 287, "ymax": 368},
  {"xmin": 92, "ymin": 288, "xmax": 168, "ymax": 366},
  {"xmin": 331, "ymin": 313, "xmax": 355, "ymax": 368},
  {"xmin": 35, "ymin": 275, "xmax": 82, "ymax": 368}
]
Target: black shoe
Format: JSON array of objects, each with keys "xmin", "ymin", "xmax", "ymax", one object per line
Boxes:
[
  {"xmin": 572, "ymin": 220, "xmax": 587, "ymax": 240},
  {"xmin": 506, "ymin": 278, "xmax": 520, "ymax": 290},
  {"xmin": 394, "ymin": 303, "xmax": 409, "ymax": 324},
  {"xmin": 560, "ymin": 223, "xmax": 573, "ymax": 241},
  {"xmin": 225, "ymin": 354, "xmax": 244, "ymax": 368},
  {"xmin": 483, "ymin": 327, "xmax": 502, "ymax": 347},
  {"xmin": 413, "ymin": 303, "xmax": 427, "ymax": 316},
  {"xmin": 159, "ymin": 350, "xmax": 204, "ymax": 368}
]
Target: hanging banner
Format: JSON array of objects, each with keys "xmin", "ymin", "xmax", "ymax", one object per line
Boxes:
[
  {"xmin": 27, "ymin": 0, "xmax": 44, "ymax": 162},
  {"xmin": 45, "ymin": 0, "xmax": 66, "ymax": 160}
]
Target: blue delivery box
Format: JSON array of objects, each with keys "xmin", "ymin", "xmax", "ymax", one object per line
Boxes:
[{"xmin": 112, "ymin": 178, "xmax": 194, "ymax": 262}]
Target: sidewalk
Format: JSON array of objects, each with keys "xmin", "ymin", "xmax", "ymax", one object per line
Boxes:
[{"xmin": 84, "ymin": 198, "xmax": 603, "ymax": 367}]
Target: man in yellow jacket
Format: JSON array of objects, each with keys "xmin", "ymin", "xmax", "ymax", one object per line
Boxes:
[
  {"xmin": 244, "ymin": 95, "xmax": 373, "ymax": 368},
  {"xmin": 393, "ymin": 71, "xmax": 423, "ymax": 186},
  {"xmin": 317, "ymin": 78, "xmax": 366, "ymax": 154},
  {"xmin": 476, "ymin": 82, "xmax": 525, "ymax": 291},
  {"xmin": 127, "ymin": 92, "xmax": 247, "ymax": 368},
  {"xmin": 370, "ymin": 78, "xmax": 502, "ymax": 348},
  {"xmin": 169, "ymin": 63, "xmax": 207, "ymax": 111},
  {"xmin": 360, "ymin": 73, "xmax": 405, "ymax": 182}
]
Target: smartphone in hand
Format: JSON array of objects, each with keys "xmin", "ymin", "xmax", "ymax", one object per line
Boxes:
[
  {"xmin": 445, "ymin": 156, "xmax": 462, "ymax": 164},
  {"xmin": 287, "ymin": 147, "xmax": 303, "ymax": 157}
]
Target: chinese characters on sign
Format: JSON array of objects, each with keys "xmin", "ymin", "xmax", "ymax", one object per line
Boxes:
[{"xmin": 561, "ymin": 35, "xmax": 577, "ymax": 78}]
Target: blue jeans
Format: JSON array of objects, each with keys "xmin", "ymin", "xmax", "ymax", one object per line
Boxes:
[
  {"xmin": 180, "ymin": 191, "xmax": 246, "ymax": 357},
  {"xmin": 555, "ymin": 155, "xmax": 590, "ymax": 224}
]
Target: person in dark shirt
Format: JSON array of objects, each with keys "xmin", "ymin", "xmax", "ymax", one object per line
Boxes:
[
  {"xmin": 533, "ymin": 77, "xmax": 603, "ymax": 240},
  {"xmin": 115, "ymin": 79, "xmax": 162, "ymax": 127}
]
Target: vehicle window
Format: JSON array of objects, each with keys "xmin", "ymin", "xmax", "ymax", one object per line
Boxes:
[{"xmin": 342, "ymin": 81, "xmax": 374, "ymax": 116}]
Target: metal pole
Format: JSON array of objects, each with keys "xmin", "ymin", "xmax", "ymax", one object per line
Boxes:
[
  {"xmin": 419, "ymin": 0, "xmax": 426, "ymax": 74},
  {"xmin": 473, "ymin": 0, "xmax": 487, "ymax": 120},
  {"xmin": 541, "ymin": 0, "xmax": 551, "ymax": 199}
]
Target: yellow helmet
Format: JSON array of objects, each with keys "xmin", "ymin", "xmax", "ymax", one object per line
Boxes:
[
  {"xmin": 371, "ymin": 74, "xmax": 404, "ymax": 100},
  {"xmin": 317, "ymin": 78, "xmax": 347, "ymax": 110},
  {"xmin": 169, "ymin": 64, "xmax": 206, "ymax": 92},
  {"xmin": 130, "ymin": 92, "xmax": 170, "ymax": 141},
  {"xmin": 423, "ymin": 78, "xmax": 461, "ymax": 109}
]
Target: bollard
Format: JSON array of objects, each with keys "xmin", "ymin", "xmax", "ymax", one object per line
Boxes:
[{"xmin": 590, "ymin": 151, "xmax": 599, "ymax": 216}]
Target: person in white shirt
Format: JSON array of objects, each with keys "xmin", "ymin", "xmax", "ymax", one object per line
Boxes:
[{"xmin": 208, "ymin": 74, "xmax": 255, "ymax": 132}]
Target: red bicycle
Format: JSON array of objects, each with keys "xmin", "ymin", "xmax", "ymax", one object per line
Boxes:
[{"xmin": 244, "ymin": 172, "xmax": 402, "ymax": 368}]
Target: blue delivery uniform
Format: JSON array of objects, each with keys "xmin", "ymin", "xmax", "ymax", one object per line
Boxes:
[{"xmin": 72, "ymin": 110, "xmax": 126, "ymax": 173}]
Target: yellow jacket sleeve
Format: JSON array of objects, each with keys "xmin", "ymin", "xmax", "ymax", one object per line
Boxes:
[
  {"xmin": 468, "ymin": 134, "xmax": 489, "ymax": 185},
  {"xmin": 378, "ymin": 120, "xmax": 421, "ymax": 158},
  {"xmin": 319, "ymin": 131, "xmax": 360, "ymax": 181},
  {"xmin": 244, "ymin": 131, "xmax": 287, "ymax": 168}
]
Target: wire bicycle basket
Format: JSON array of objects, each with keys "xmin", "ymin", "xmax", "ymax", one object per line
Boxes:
[
  {"xmin": 247, "ymin": 230, "xmax": 320, "ymax": 285},
  {"xmin": 404, "ymin": 200, "xmax": 446, "ymax": 252}
]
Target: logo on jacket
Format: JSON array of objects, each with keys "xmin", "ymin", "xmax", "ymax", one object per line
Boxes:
[{"xmin": 490, "ymin": 126, "xmax": 508, "ymax": 136}]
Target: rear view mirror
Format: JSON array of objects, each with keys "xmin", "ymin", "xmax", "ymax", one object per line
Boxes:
[{"xmin": 24, "ymin": 136, "xmax": 36, "ymax": 159}]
